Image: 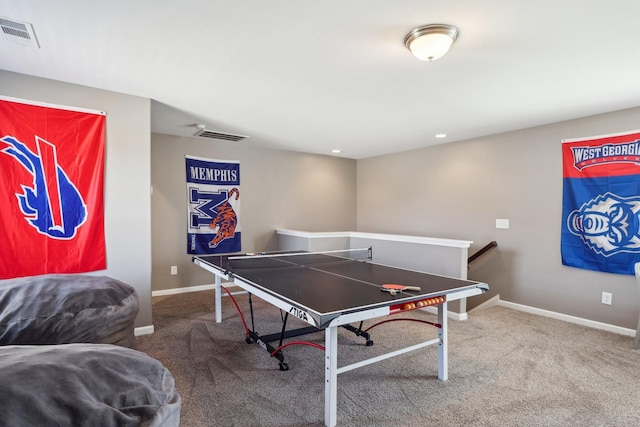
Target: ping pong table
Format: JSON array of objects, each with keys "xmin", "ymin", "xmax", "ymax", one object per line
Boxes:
[{"xmin": 193, "ymin": 248, "xmax": 488, "ymax": 427}]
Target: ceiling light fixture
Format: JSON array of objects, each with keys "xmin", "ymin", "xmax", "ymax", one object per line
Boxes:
[
  {"xmin": 404, "ymin": 24, "xmax": 458, "ymax": 61},
  {"xmin": 435, "ymin": 133, "xmax": 448, "ymax": 138}
]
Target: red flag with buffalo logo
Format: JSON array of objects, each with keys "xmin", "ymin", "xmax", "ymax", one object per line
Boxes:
[{"xmin": 0, "ymin": 97, "xmax": 106, "ymax": 279}]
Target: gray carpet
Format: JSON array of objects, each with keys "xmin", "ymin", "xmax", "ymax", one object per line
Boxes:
[{"xmin": 136, "ymin": 291, "xmax": 640, "ymax": 426}]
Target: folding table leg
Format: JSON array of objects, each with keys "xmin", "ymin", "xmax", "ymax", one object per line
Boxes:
[
  {"xmin": 324, "ymin": 326, "xmax": 338, "ymax": 427},
  {"xmin": 437, "ymin": 300, "xmax": 448, "ymax": 381},
  {"xmin": 215, "ymin": 275, "xmax": 222, "ymax": 323}
]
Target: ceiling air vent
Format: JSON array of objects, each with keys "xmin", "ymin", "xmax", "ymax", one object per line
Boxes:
[
  {"xmin": 0, "ymin": 17, "xmax": 40, "ymax": 48},
  {"xmin": 193, "ymin": 125, "xmax": 247, "ymax": 142}
]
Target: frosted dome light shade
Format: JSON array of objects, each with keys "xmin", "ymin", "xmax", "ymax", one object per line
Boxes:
[{"xmin": 404, "ymin": 24, "xmax": 458, "ymax": 62}]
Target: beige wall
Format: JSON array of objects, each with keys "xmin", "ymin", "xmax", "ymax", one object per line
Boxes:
[
  {"xmin": 150, "ymin": 133, "xmax": 357, "ymax": 291},
  {"xmin": 358, "ymin": 106, "xmax": 640, "ymax": 330},
  {"xmin": 0, "ymin": 70, "xmax": 153, "ymax": 328},
  {"xmin": 5, "ymin": 68, "xmax": 639, "ymax": 333}
]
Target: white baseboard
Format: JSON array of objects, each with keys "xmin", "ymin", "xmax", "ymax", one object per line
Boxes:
[
  {"xmin": 469, "ymin": 294, "xmax": 501, "ymax": 312},
  {"xmin": 418, "ymin": 306, "xmax": 467, "ymax": 321},
  {"xmin": 138, "ymin": 284, "xmax": 218, "ymax": 336},
  {"xmin": 452, "ymin": 311, "xmax": 468, "ymax": 321},
  {"xmin": 152, "ymin": 283, "xmax": 216, "ymax": 297},
  {"xmin": 484, "ymin": 297, "xmax": 636, "ymax": 337},
  {"xmin": 134, "ymin": 325, "xmax": 154, "ymax": 336},
  {"xmin": 148, "ymin": 286, "xmax": 635, "ymax": 337}
]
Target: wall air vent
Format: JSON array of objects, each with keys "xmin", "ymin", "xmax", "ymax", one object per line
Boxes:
[
  {"xmin": 193, "ymin": 126, "xmax": 247, "ymax": 142},
  {"xmin": 0, "ymin": 17, "xmax": 40, "ymax": 48}
]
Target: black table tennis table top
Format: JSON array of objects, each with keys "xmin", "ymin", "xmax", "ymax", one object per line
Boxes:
[{"xmin": 195, "ymin": 251, "xmax": 488, "ymax": 325}]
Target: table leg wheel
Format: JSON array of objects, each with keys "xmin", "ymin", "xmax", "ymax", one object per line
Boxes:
[
  {"xmin": 366, "ymin": 340, "xmax": 374, "ymax": 346},
  {"xmin": 279, "ymin": 362, "xmax": 289, "ymax": 371},
  {"xmin": 245, "ymin": 337, "xmax": 252, "ymax": 344}
]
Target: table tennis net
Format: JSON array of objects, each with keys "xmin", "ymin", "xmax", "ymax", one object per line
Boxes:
[{"xmin": 224, "ymin": 247, "xmax": 372, "ymax": 271}]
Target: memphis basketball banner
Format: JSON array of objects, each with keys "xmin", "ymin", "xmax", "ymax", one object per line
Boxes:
[
  {"xmin": 0, "ymin": 97, "xmax": 106, "ymax": 279},
  {"xmin": 186, "ymin": 156, "xmax": 241, "ymax": 254},
  {"xmin": 561, "ymin": 130, "xmax": 640, "ymax": 275}
]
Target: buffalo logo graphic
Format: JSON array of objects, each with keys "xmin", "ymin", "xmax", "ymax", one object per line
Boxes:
[
  {"xmin": 208, "ymin": 188, "xmax": 239, "ymax": 248},
  {"xmin": 567, "ymin": 192, "xmax": 640, "ymax": 256},
  {"xmin": 0, "ymin": 135, "xmax": 87, "ymax": 239}
]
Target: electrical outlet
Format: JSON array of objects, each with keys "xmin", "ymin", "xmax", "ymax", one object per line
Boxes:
[
  {"xmin": 601, "ymin": 291, "xmax": 612, "ymax": 305},
  {"xmin": 170, "ymin": 265, "xmax": 178, "ymax": 275},
  {"xmin": 496, "ymin": 219, "xmax": 510, "ymax": 229}
]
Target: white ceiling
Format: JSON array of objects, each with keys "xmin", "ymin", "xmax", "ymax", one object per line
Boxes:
[{"xmin": 1, "ymin": 0, "xmax": 640, "ymax": 159}]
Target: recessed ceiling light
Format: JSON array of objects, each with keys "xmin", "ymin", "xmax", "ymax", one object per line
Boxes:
[
  {"xmin": 331, "ymin": 149, "xmax": 341, "ymax": 153},
  {"xmin": 435, "ymin": 133, "xmax": 447, "ymax": 138}
]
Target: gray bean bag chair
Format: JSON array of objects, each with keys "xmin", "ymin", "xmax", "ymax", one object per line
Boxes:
[
  {"xmin": 0, "ymin": 344, "xmax": 181, "ymax": 426},
  {"xmin": 0, "ymin": 275, "xmax": 138, "ymax": 347}
]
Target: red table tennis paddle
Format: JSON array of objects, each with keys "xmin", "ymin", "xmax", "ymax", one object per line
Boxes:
[{"xmin": 380, "ymin": 283, "xmax": 421, "ymax": 295}]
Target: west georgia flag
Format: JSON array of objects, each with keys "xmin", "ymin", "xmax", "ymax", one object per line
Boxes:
[
  {"xmin": 561, "ymin": 130, "xmax": 640, "ymax": 275},
  {"xmin": 0, "ymin": 97, "xmax": 106, "ymax": 279}
]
